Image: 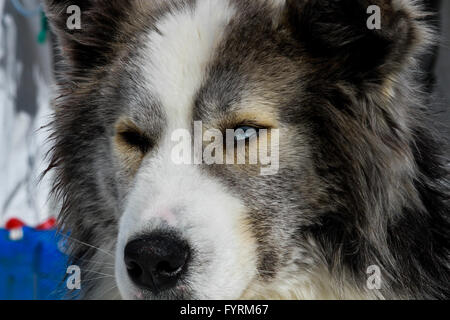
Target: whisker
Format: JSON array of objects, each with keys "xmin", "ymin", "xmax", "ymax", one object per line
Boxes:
[
  {"xmin": 102, "ymin": 284, "xmax": 119, "ymax": 299},
  {"xmin": 71, "ymin": 258, "xmax": 116, "ymax": 268},
  {"xmin": 57, "ymin": 232, "xmax": 115, "ymax": 257},
  {"xmin": 81, "ymin": 269, "xmax": 115, "ymax": 277},
  {"xmin": 80, "ymin": 276, "xmax": 115, "ymax": 283}
]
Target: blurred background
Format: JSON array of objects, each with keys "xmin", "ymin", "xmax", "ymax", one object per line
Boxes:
[
  {"xmin": 0, "ymin": 0, "xmax": 449, "ymax": 300},
  {"xmin": 1, "ymin": 0, "xmax": 67, "ymax": 300}
]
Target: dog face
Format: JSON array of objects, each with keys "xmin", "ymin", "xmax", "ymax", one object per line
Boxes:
[{"xmin": 46, "ymin": 0, "xmax": 443, "ymax": 299}]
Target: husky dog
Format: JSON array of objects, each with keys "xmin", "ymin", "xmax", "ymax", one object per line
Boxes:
[{"xmin": 45, "ymin": 0, "xmax": 449, "ymax": 299}]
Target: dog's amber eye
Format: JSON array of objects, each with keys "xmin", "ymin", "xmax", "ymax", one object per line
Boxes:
[{"xmin": 118, "ymin": 130, "xmax": 152, "ymax": 154}]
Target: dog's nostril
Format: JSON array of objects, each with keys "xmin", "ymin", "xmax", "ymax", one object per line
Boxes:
[
  {"xmin": 124, "ymin": 232, "xmax": 190, "ymax": 294},
  {"xmin": 156, "ymin": 256, "xmax": 186, "ymax": 275},
  {"xmin": 126, "ymin": 261, "xmax": 143, "ymax": 279}
]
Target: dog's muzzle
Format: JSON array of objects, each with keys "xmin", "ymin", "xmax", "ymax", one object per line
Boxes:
[{"xmin": 124, "ymin": 232, "xmax": 190, "ymax": 294}]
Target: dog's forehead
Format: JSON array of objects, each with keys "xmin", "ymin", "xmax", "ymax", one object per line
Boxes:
[
  {"xmin": 128, "ymin": 0, "xmax": 292, "ymax": 127},
  {"xmin": 134, "ymin": 0, "xmax": 237, "ymax": 128}
]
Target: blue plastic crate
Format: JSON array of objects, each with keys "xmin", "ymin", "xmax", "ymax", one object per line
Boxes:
[{"xmin": 0, "ymin": 227, "xmax": 69, "ymax": 300}]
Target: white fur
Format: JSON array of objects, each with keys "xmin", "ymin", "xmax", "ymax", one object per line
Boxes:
[
  {"xmin": 115, "ymin": 0, "xmax": 260, "ymax": 300},
  {"xmin": 141, "ymin": 0, "xmax": 235, "ymax": 130}
]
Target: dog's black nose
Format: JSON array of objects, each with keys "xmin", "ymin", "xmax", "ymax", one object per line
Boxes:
[{"xmin": 124, "ymin": 232, "xmax": 190, "ymax": 294}]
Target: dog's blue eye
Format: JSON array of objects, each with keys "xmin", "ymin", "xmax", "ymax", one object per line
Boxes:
[{"xmin": 234, "ymin": 126, "xmax": 258, "ymax": 141}]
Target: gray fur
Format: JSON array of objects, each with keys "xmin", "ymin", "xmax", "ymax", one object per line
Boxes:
[{"xmin": 45, "ymin": 0, "xmax": 449, "ymax": 299}]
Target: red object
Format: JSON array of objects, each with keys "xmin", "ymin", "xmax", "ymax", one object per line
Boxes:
[
  {"xmin": 36, "ymin": 217, "xmax": 57, "ymax": 230},
  {"xmin": 4, "ymin": 217, "xmax": 56, "ymax": 230},
  {"xmin": 5, "ymin": 218, "xmax": 25, "ymax": 230}
]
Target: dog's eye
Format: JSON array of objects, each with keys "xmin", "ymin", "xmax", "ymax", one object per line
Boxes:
[
  {"xmin": 119, "ymin": 130, "xmax": 152, "ymax": 154},
  {"xmin": 234, "ymin": 126, "xmax": 259, "ymax": 142}
]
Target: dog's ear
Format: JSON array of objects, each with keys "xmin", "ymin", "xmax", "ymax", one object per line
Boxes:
[
  {"xmin": 283, "ymin": 0, "xmax": 432, "ymax": 83},
  {"xmin": 44, "ymin": 0, "xmax": 135, "ymax": 70}
]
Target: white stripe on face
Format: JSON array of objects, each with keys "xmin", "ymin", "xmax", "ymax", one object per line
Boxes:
[
  {"xmin": 142, "ymin": 0, "xmax": 236, "ymax": 130},
  {"xmin": 116, "ymin": 0, "xmax": 259, "ymax": 300}
]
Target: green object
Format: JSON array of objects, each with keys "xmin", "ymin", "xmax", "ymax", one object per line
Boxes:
[{"xmin": 37, "ymin": 11, "xmax": 48, "ymax": 44}]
